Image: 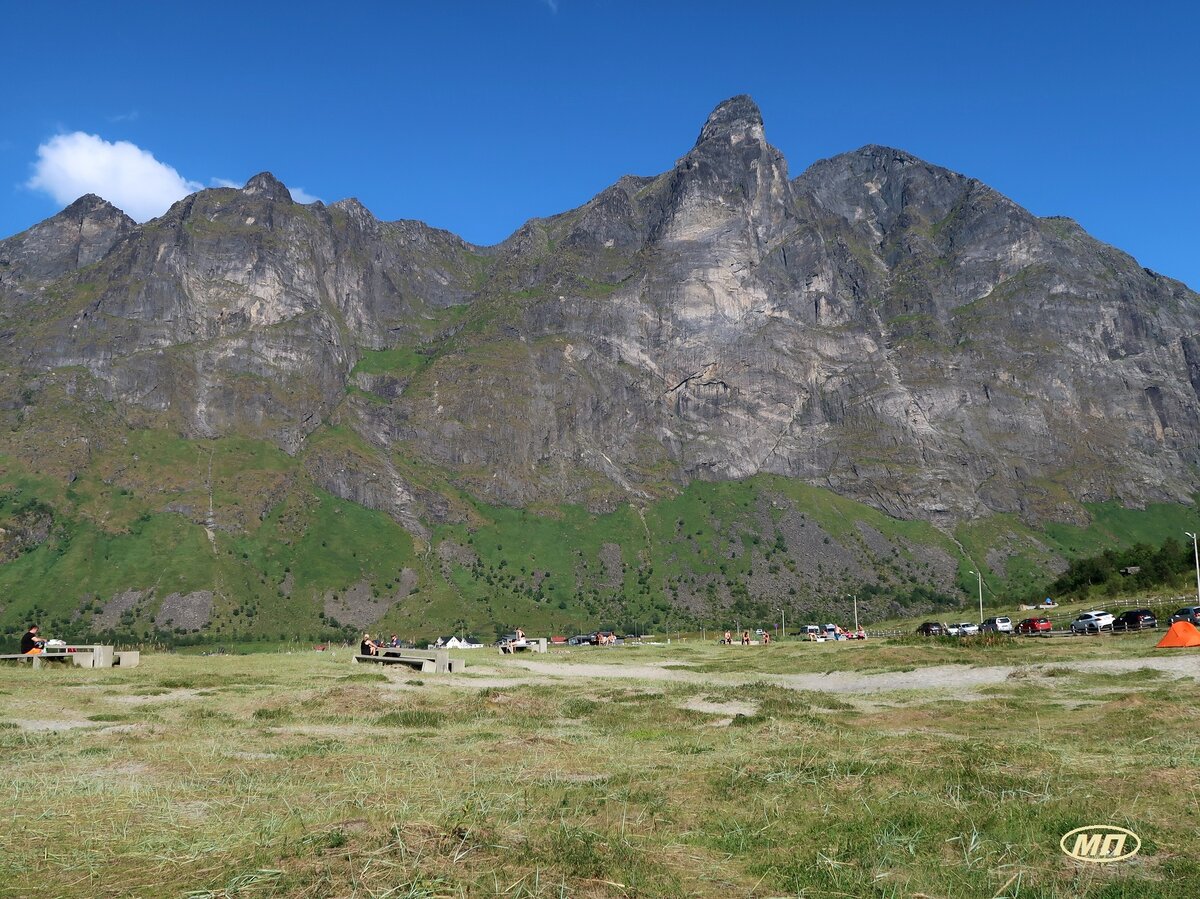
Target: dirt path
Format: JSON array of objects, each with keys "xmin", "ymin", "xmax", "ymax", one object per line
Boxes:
[{"xmin": 463, "ymin": 654, "xmax": 1200, "ymax": 695}]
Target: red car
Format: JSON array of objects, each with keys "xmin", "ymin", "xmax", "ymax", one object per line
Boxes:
[{"xmin": 1016, "ymin": 617, "xmax": 1053, "ymax": 634}]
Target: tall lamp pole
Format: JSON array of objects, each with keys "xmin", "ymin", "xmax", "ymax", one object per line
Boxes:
[
  {"xmin": 1186, "ymin": 532, "xmax": 1200, "ymax": 605},
  {"xmin": 968, "ymin": 570, "xmax": 983, "ymax": 623},
  {"xmin": 776, "ymin": 607, "xmax": 786, "ymax": 639},
  {"xmin": 847, "ymin": 594, "xmax": 859, "ymax": 632}
]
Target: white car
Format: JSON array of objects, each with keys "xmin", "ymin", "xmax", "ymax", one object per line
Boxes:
[
  {"xmin": 1070, "ymin": 610, "xmax": 1114, "ymax": 633},
  {"xmin": 950, "ymin": 622, "xmax": 980, "ymax": 636},
  {"xmin": 980, "ymin": 617, "xmax": 1013, "ymax": 633}
]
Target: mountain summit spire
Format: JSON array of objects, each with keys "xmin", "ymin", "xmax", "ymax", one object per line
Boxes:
[{"xmin": 695, "ymin": 94, "xmax": 764, "ymax": 146}]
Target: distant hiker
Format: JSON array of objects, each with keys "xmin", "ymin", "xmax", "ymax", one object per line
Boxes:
[
  {"xmin": 21, "ymin": 624, "xmax": 45, "ymax": 655},
  {"xmin": 360, "ymin": 633, "xmax": 377, "ymax": 656}
]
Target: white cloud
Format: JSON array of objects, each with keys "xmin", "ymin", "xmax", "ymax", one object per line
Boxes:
[
  {"xmin": 27, "ymin": 133, "xmax": 324, "ymax": 218},
  {"xmin": 27, "ymin": 132, "xmax": 202, "ymax": 222},
  {"xmin": 290, "ymin": 186, "xmax": 320, "ymax": 204}
]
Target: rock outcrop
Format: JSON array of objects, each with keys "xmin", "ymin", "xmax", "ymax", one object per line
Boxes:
[{"xmin": 2, "ymin": 96, "xmax": 1197, "ymax": 531}]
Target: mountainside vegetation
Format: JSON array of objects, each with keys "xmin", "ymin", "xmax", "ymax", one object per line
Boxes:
[
  {"xmin": 1049, "ymin": 535, "xmax": 1200, "ymax": 600},
  {"xmin": 2, "ymin": 415, "xmax": 1196, "ymax": 646}
]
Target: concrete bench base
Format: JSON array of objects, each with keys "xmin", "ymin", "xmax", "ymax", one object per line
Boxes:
[
  {"xmin": 499, "ymin": 638, "xmax": 548, "ymax": 655},
  {"xmin": 353, "ymin": 649, "xmax": 464, "ymax": 674},
  {"xmin": 355, "ymin": 654, "xmax": 436, "ymax": 672},
  {"xmin": 0, "ymin": 653, "xmax": 75, "ymax": 669}
]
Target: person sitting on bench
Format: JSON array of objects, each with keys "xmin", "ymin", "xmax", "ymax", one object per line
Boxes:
[
  {"xmin": 360, "ymin": 633, "xmax": 377, "ymax": 656},
  {"xmin": 21, "ymin": 624, "xmax": 46, "ymax": 655}
]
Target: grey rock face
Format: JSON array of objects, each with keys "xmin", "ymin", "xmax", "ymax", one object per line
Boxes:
[
  {"xmin": 2, "ymin": 99, "xmax": 1198, "ymax": 531},
  {"xmin": 3, "ymin": 174, "xmax": 484, "ymax": 453},
  {"xmin": 0, "ymin": 194, "xmax": 135, "ymax": 313},
  {"xmin": 154, "ymin": 591, "xmax": 214, "ymax": 630}
]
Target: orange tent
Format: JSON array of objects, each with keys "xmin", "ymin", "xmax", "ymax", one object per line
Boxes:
[{"xmin": 1156, "ymin": 620, "xmax": 1200, "ymax": 648}]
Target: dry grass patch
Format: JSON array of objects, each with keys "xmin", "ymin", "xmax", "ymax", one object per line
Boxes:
[{"xmin": 1, "ymin": 643, "xmax": 1198, "ymax": 896}]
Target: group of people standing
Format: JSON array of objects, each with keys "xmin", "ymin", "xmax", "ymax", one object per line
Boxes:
[{"xmin": 720, "ymin": 630, "xmax": 772, "ymax": 645}]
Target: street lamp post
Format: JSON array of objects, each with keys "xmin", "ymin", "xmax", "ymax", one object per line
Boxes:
[
  {"xmin": 968, "ymin": 570, "xmax": 983, "ymax": 623},
  {"xmin": 776, "ymin": 608, "xmax": 786, "ymax": 639},
  {"xmin": 847, "ymin": 594, "xmax": 858, "ymax": 633},
  {"xmin": 1186, "ymin": 532, "xmax": 1200, "ymax": 605}
]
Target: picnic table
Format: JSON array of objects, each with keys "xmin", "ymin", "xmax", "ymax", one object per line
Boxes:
[
  {"xmin": 498, "ymin": 638, "xmax": 548, "ymax": 655},
  {"xmin": 0, "ymin": 644, "xmax": 136, "ymax": 669}
]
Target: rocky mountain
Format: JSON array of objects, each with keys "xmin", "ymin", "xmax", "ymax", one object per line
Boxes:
[{"xmin": 1, "ymin": 96, "xmax": 1198, "ymax": 641}]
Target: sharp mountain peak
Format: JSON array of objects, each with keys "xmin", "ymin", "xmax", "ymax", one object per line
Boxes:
[
  {"xmin": 695, "ymin": 94, "xmax": 765, "ymax": 145},
  {"xmin": 242, "ymin": 172, "xmax": 294, "ymax": 202}
]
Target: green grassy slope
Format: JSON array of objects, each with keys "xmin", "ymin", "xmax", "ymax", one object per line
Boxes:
[{"xmin": 3, "ymin": 408, "xmax": 1197, "ymax": 649}]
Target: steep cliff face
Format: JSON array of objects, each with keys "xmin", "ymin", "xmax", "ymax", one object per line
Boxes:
[
  {"xmin": 0, "ymin": 194, "xmax": 134, "ymax": 311},
  {"xmin": 2, "ymin": 95, "xmax": 1197, "ymax": 532},
  {"xmin": 397, "ymin": 97, "xmax": 1200, "ymax": 524},
  {"xmin": 2, "ymin": 172, "xmax": 485, "ymax": 450}
]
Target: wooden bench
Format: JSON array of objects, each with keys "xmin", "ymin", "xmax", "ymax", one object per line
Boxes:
[{"xmin": 353, "ymin": 649, "xmax": 463, "ymax": 674}]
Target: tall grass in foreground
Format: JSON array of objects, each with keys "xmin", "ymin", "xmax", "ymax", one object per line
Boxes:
[{"xmin": 0, "ymin": 638, "xmax": 1196, "ymax": 897}]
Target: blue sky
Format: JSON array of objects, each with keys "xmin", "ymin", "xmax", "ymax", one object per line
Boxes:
[{"xmin": 2, "ymin": 1, "xmax": 1198, "ymax": 286}]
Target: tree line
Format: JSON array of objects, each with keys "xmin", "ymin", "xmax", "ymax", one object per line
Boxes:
[{"xmin": 1043, "ymin": 537, "xmax": 1196, "ymax": 599}]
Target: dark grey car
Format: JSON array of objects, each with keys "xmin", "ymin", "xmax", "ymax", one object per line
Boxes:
[{"xmin": 1169, "ymin": 606, "xmax": 1200, "ymax": 625}]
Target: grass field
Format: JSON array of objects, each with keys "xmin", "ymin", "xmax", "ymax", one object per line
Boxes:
[{"xmin": 2, "ymin": 634, "xmax": 1197, "ymax": 898}]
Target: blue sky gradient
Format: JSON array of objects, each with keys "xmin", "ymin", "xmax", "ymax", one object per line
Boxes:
[{"xmin": 2, "ymin": 1, "xmax": 1197, "ymax": 285}]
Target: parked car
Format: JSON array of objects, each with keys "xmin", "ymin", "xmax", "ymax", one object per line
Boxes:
[
  {"xmin": 1112, "ymin": 609, "xmax": 1157, "ymax": 631},
  {"xmin": 1070, "ymin": 610, "xmax": 1115, "ymax": 633},
  {"xmin": 916, "ymin": 621, "xmax": 948, "ymax": 636},
  {"xmin": 567, "ymin": 634, "xmax": 593, "ymax": 646},
  {"xmin": 1016, "ymin": 617, "xmax": 1053, "ymax": 634},
  {"xmin": 1169, "ymin": 606, "xmax": 1200, "ymax": 625},
  {"xmin": 948, "ymin": 622, "xmax": 980, "ymax": 636},
  {"xmin": 980, "ymin": 617, "xmax": 1013, "ymax": 633}
]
